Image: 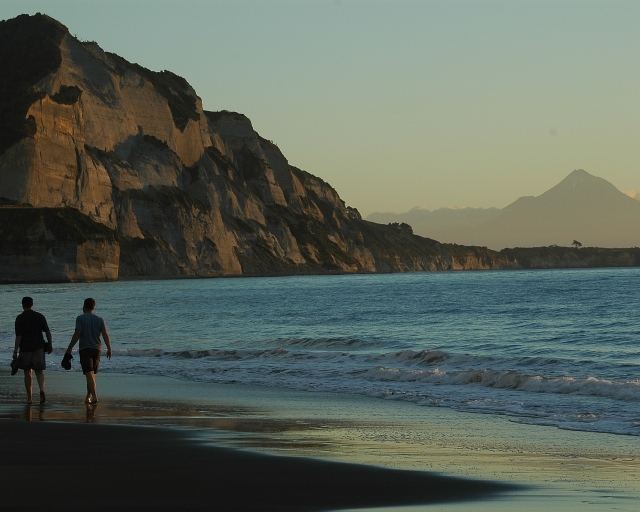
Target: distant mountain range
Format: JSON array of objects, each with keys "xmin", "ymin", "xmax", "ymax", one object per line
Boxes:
[{"xmin": 368, "ymin": 170, "xmax": 640, "ymax": 249}]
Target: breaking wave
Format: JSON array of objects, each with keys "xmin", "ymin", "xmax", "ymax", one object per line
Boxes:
[
  {"xmin": 114, "ymin": 345, "xmax": 640, "ymax": 404},
  {"xmin": 360, "ymin": 367, "xmax": 640, "ymax": 402}
]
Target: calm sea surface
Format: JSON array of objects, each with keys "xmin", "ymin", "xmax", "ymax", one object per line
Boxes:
[{"xmin": 1, "ymin": 269, "xmax": 639, "ymax": 435}]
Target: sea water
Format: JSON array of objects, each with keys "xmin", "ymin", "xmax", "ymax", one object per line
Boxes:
[{"xmin": 1, "ymin": 268, "xmax": 639, "ymax": 436}]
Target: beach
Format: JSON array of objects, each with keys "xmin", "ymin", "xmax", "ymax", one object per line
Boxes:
[
  {"xmin": 1, "ymin": 371, "xmax": 638, "ymax": 511},
  {"xmin": 1, "ymin": 421, "xmax": 512, "ymax": 512},
  {"xmin": 2, "ymin": 271, "xmax": 640, "ymax": 510},
  {"xmin": 1, "ymin": 2, "xmax": 639, "ymax": 510}
]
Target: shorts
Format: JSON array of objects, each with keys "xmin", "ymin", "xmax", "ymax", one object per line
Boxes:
[
  {"xmin": 17, "ymin": 349, "xmax": 46, "ymax": 372},
  {"xmin": 79, "ymin": 348, "xmax": 101, "ymax": 375}
]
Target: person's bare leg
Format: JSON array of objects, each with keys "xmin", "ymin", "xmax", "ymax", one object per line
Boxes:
[
  {"xmin": 90, "ymin": 372, "xmax": 98, "ymax": 404},
  {"xmin": 35, "ymin": 370, "xmax": 45, "ymax": 403},
  {"xmin": 23, "ymin": 369, "xmax": 33, "ymax": 404},
  {"xmin": 85, "ymin": 372, "xmax": 98, "ymax": 404},
  {"xmin": 84, "ymin": 373, "xmax": 92, "ymax": 403}
]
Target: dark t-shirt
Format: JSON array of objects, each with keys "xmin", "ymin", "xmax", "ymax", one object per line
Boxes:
[{"xmin": 15, "ymin": 310, "xmax": 50, "ymax": 352}]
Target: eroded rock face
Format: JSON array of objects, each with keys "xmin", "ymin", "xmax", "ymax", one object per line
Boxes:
[
  {"xmin": 0, "ymin": 14, "xmax": 513, "ymax": 281},
  {"xmin": 0, "ymin": 207, "xmax": 119, "ymax": 282}
]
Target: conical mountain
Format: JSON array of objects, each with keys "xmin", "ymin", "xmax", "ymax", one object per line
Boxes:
[
  {"xmin": 368, "ymin": 170, "xmax": 640, "ymax": 249},
  {"xmin": 471, "ymin": 170, "xmax": 640, "ymax": 249}
]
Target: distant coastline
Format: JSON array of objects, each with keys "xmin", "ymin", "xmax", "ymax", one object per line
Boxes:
[{"xmin": 500, "ymin": 245, "xmax": 640, "ymax": 269}]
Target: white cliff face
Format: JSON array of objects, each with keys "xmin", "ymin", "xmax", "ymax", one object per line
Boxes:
[
  {"xmin": 54, "ymin": 36, "xmax": 213, "ymax": 165},
  {"xmin": 0, "ymin": 14, "xmax": 512, "ymax": 282},
  {"xmin": 3, "ymin": 31, "xmax": 212, "ymax": 225}
]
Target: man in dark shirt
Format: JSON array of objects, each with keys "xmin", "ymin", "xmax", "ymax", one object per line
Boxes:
[{"xmin": 13, "ymin": 297, "xmax": 52, "ymax": 404}]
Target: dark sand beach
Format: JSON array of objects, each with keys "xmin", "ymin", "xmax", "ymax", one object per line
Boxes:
[
  {"xmin": 0, "ymin": 421, "xmax": 513, "ymax": 511},
  {"xmin": 1, "ymin": 372, "xmax": 638, "ymax": 511}
]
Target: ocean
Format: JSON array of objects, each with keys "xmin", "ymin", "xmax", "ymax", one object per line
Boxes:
[{"xmin": 2, "ymin": 268, "xmax": 639, "ymax": 436}]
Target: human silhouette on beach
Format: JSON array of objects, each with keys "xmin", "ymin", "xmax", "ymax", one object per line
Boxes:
[
  {"xmin": 13, "ymin": 297, "xmax": 53, "ymax": 404},
  {"xmin": 65, "ymin": 298, "xmax": 112, "ymax": 404}
]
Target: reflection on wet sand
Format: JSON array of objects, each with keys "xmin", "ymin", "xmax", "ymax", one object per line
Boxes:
[
  {"xmin": 86, "ymin": 403, "xmax": 96, "ymax": 422},
  {"xmin": 1, "ymin": 394, "xmax": 350, "ymax": 453}
]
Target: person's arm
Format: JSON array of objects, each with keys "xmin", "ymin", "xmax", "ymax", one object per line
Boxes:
[
  {"xmin": 101, "ymin": 324, "xmax": 112, "ymax": 359},
  {"xmin": 13, "ymin": 335, "xmax": 21, "ymax": 359},
  {"xmin": 66, "ymin": 331, "xmax": 80, "ymax": 354},
  {"xmin": 42, "ymin": 316, "xmax": 52, "ymax": 353},
  {"xmin": 14, "ymin": 317, "xmax": 21, "ymax": 359},
  {"xmin": 66, "ymin": 317, "xmax": 82, "ymax": 354}
]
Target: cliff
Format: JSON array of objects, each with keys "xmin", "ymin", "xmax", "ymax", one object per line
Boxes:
[
  {"xmin": 0, "ymin": 14, "xmax": 515, "ymax": 282},
  {"xmin": 0, "ymin": 206, "xmax": 119, "ymax": 282}
]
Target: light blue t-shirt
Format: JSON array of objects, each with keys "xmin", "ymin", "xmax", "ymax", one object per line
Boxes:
[{"xmin": 75, "ymin": 313, "xmax": 105, "ymax": 350}]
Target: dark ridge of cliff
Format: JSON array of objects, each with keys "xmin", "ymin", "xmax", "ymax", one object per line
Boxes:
[
  {"xmin": 357, "ymin": 221, "xmax": 516, "ymax": 271},
  {"xmin": 0, "ymin": 207, "xmax": 119, "ymax": 283},
  {"xmin": 205, "ymin": 110, "xmax": 249, "ymax": 124},
  {"xmin": 0, "ymin": 13, "xmax": 67, "ymax": 155},
  {"xmin": 0, "ymin": 207, "xmax": 116, "ymax": 242}
]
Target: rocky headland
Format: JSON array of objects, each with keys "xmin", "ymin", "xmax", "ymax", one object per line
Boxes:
[
  {"xmin": 0, "ymin": 14, "xmax": 518, "ymax": 283},
  {"xmin": 0, "ymin": 14, "xmax": 637, "ymax": 284}
]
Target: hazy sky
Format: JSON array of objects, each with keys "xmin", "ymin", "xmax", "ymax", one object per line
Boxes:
[{"xmin": 2, "ymin": 0, "xmax": 639, "ymax": 214}]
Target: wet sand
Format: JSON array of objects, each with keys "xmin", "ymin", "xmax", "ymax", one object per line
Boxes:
[{"xmin": 1, "ymin": 372, "xmax": 639, "ymax": 511}]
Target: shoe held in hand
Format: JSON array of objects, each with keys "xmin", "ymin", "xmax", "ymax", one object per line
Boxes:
[
  {"xmin": 61, "ymin": 352, "xmax": 73, "ymax": 370},
  {"xmin": 10, "ymin": 357, "xmax": 19, "ymax": 376}
]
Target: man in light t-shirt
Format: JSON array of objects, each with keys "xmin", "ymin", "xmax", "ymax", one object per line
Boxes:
[{"xmin": 65, "ymin": 298, "xmax": 112, "ymax": 404}]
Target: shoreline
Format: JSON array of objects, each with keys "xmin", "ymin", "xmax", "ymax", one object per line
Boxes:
[
  {"xmin": 2, "ymin": 261, "xmax": 640, "ymax": 285},
  {"xmin": 1, "ymin": 372, "xmax": 639, "ymax": 511}
]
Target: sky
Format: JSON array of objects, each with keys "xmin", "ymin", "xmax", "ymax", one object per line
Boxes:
[{"xmin": 2, "ymin": 0, "xmax": 639, "ymax": 215}]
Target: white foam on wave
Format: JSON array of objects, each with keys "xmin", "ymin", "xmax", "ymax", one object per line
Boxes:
[
  {"xmin": 114, "ymin": 345, "xmax": 640, "ymax": 402},
  {"xmin": 360, "ymin": 366, "xmax": 640, "ymax": 402},
  {"xmin": 99, "ymin": 341, "xmax": 640, "ymax": 435},
  {"xmin": 94, "ymin": 345, "xmax": 640, "ymax": 436}
]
